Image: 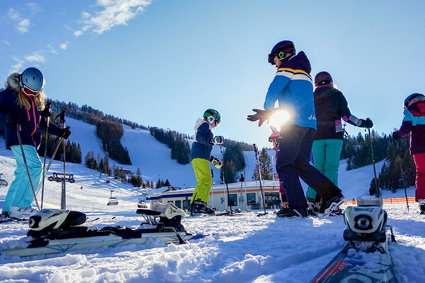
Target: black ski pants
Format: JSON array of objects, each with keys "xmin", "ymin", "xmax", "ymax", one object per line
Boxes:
[{"xmin": 276, "ymin": 125, "xmax": 342, "ymax": 212}]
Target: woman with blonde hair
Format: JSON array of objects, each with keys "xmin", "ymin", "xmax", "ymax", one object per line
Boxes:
[{"xmin": 0, "ymin": 67, "xmax": 70, "ymax": 220}]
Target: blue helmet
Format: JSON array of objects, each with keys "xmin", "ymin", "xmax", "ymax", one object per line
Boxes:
[
  {"xmin": 21, "ymin": 67, "xmax": 44, "ymax": 92},
  {"xmin": 268, "ymin": 40, "xmax": 295, "ymax": 65}
]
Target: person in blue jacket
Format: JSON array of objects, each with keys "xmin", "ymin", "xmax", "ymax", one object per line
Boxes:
[
  {"xmin": 249, "ymin": 41, "xmax": 344, "ymax": 217},
  {"xmin": 0, "ymin": 67, "xmax": 70, "ymax": 220},
  {"xmin": 190, "ymin": 109, "xmax": 224, "ymax": 215}
]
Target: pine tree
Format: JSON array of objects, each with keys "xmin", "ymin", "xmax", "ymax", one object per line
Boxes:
[{"xmin": 253, "ymin": 148, "xmax": 273, "ymax": 180}]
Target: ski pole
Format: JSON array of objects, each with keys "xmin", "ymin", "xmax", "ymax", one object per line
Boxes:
[
  {"xmin": 253, "ymin": 144, "xmax": 267, "ymax": 216},
  {"xmin": 56, "ymin": 111, "xmax": 67, "ymax": 210},
  {"xmin": 219, "ymin": 145, "xmax": 233, "ymax": 214},
  {"xmin": 367, "ymin": 129, "xmax": 380, "ymax": 198},
  {"xmin": 397, "ymin": 153, "xmax": 410, "ymax": 211},
  {"xmin": 40, "ymin": 102, "xmax": 52, "ymax": 209},
  {"xmin": 16, "ymin": 124, "xmax": 40, "ymax": 211}
]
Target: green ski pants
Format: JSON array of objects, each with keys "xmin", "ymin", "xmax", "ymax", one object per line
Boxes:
[
  {"xmin": 191, "ymin": 158, "xmax": 212, "ymax": 203},
  {"xmin": 306, "ymin": 139, "xmax": 343, "ymax": 202}
]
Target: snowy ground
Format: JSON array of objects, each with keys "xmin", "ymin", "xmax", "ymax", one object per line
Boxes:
[{"xmin": 1, "ymin": 134, "xmax": 425, "ymax": 282}]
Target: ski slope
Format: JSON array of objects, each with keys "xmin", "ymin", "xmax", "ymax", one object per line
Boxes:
[{"xmin": 0, "ymin": 134, "xmax": 425, "ymax": 282}]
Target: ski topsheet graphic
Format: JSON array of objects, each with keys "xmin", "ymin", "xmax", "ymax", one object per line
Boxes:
[{"xmin": 311, "ymin": 240, "xmax": 397, "ymax": 282}]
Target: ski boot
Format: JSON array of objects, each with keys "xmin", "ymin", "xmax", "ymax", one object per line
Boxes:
[
  {"xmin": 276, "ymin": 207, "xmax": 307, "ymax": 218},
  {"xmin": 319, "ymin": 194, "xmax": 344, "ymax": 216},
  {"xmin": 27, "ymin": 209, "xmax": 87, "ymax": 238},
  {"xmin": 137, "ymin": 202, "xmax": 187, "ymax": 232},
  {"xmin": 9, "ymin": 206, "xmax": 38, "ymax": 219},
  {"xmin": 419, "ymin": 199, "xmax": 425, "ymax": 215},
  {"xmin": 343, "ymin": 197, "xmax": 387, "ymax": 246},
  {"xmin": 190, "ymin": 200, "xmax": 215, "ymax": 215},
  {"xmin": 307, "ymin": 201, "xmax": 320, "ymax": 216}
]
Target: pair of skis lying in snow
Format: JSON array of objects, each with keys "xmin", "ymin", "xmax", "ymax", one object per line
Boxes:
[{"xmin": 0, "ymin": 202, "xmax": 203, "ymax": 258}]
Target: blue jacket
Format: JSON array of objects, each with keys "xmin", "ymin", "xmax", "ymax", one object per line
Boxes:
[
  {"xmin": 0, "ymin": 87, "xmax": 60, "ymax": 150},
  {"xmin": 263, "ymin": 51, "xmax": 316, "ymax": 129},
  {"xmin": 190, "ymin": 119, "xmax": 213, "ymax": 160}
]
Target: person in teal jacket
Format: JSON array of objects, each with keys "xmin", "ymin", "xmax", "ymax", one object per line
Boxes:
[
  {"xmin": 190, "ymin": 109, "xmax": 224, "ymax": 215},
  {"xmin": 305, "ymin": 72, "xmax": 373, "ymax": 212}
]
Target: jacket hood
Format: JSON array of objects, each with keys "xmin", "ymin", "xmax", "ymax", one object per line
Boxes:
[
  {"xmin": 6, "ymin": 73, "xmax": 21, "ymax": 92},
  {"xmin": 287, "ymin": 51, "xmax": 311, "ymax": 74}
]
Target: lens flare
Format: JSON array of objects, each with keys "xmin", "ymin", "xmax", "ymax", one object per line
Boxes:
[{"xmin": 268, "ymin": 110, "xmax": 291, "ymax": 129}]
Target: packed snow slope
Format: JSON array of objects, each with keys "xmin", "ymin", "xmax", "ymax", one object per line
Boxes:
[{"xmin": 1, "ymin": 136, "xmax": 425, "ymax": 282}]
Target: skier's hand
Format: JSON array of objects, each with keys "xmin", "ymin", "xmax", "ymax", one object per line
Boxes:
[
  {"xmin": 247, "ymin": 109, "xmax": 269, "ymax": 127},
  {"xmin": 210, "ymin": 156, "xmax": 223, "ymax": 169},
  {"xmin": 213, "ymin": 136, "xmax": 224, "ymax": 145},
  {"xmin": 392, "ymin": 131, "xmax": 401, "ymax": 141},
  {"xmin": 359, "ymin": 118, "xmax": 373, "ymax": 128},
  {"xmin": 59, "ymin": 126, "xmax": 71, "ymax": 139}
]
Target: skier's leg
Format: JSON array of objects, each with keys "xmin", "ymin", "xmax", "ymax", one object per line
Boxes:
[
  {"xmin": 323, "ymin": 139, "xmax": 343, "ymax": 186},
  {"xmin": 413, "ymin": 153, "xmax": 425, "ymax": 201},
  {"xmin": 190, "ymin": 158, "xmax": 212, "ymax": 203},
  {"xmin": 306, "ymin": 140, "xmax": 326, "ymax": 201},
  {"xmin": 292, "ymin": 129, "xmax": 342, "ymax": 201},
  {"xmin": 14, "ymin": 145, "xmax": 43, "ymax": 208},
  {"xmin": 2, "ymin": 146, "xmax": 26, "ymax": 214},
  {"xmin": 276, "ymin": 125, "xmax": 308, "ymax": 213}
]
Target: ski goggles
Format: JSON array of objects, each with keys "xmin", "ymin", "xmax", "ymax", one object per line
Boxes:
[{"xmin": 22, "ymin": 85, "xmax": 41, "ymax": 97}]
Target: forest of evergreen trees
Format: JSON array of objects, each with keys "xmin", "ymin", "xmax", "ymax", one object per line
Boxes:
[{"xmin": 149, "ymin": 127, "xmax": 190, "ymax": 164}]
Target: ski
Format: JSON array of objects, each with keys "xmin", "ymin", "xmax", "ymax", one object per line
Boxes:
[
  {"xmin": 0, "ymin": 229, "xmax": 197, "ymax": 258},
  {"xmin": 311, "ymin": 198, "xmax": 398, "ymax": 283},
  {"xmin": 0, "ymin": 203, "xmax": 202, "ymax": 258}
]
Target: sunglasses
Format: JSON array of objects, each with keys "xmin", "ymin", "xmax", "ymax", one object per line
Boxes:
[{"xmin": 22, "ymin": 85, "xmax": 41, "ymax": 97}]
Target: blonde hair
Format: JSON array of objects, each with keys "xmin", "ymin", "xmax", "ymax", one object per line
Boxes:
[
  {"xmin": 6, "ymin": 72, "xmax": 46, "ymax": 110},
  {"xmin": 17, "ymin": 91, "xmax": 46, "ymax": 111}
]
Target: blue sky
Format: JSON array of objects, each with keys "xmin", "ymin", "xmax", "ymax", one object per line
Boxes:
[{"xmin": 1, "ymin": 0, "xmax": 425, "ymax": 148}]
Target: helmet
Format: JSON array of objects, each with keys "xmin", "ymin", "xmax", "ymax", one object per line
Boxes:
[
  {"xmin": 315, "ymin": 71, "xmax": 333, "ymax": 87},
  {"xmin": 203, "ymin": 109, "xmax": 221, "ymax": 125},
  {"xmin": 21, "ymin": 67, "xmax": 44, "ymax": 92},
  {"xmin": 268, "ymin": 40, "xmax": 295, "ymax": 65},
  {"xmin": 404, "ymin": 93, "xmax": 424, "ymax": 107}
]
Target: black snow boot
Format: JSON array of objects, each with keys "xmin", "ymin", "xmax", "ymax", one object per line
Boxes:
[
  {"xmin": 190, "ymin": 200, "xmax": 215, "ymax": 215},
  {"xmin": 276, "ymin": 207, "xmax": 307, "ymax": 218},
  {"xmin": 319, "ymin": 194, "xmax": 344, "ymax": 216}
]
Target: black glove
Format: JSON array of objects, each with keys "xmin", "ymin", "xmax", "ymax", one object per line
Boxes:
[
  {"xmin": 59, "ymin": 126, "xmax": 71, "ymax": 139},
  {"xmin": 247, "ymin": 109, "xmax": 271, "ymax": 127},
  {"xmin": 392, "ymin": 131, "xmax": 400, "ymax": 141},
  {"xmin": 209, "ymin": 156, "xmax": 223, "ymax": 169},
  {"xmin": 360, "ymin": 118, "xmax": 373, "ymax": 128},
  {"xmin": 41, "ymin": 102, "xmax": 52, "ymax": 118}
]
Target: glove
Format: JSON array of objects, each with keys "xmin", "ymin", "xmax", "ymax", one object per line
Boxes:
[
  {"xmin": 247, "ymin": 109, "xmax": 271, "ymax": 127},
  {"xmin": 213, "ymin": 136, "xmax": 224, "ymax": 145},
  {"xmin": 360, "ymin": 118, "xmax": 373, "ymax": 128},
  {"xmin": 59, "ymin": 126, "xmax": 71, "ymax": 139},
  {"xmin": 210, "ymin": 156, "xmax": 223, "ymax": 169},
  {"xmin": 392, "ymin": 131, "xmax": 401, "ymax": 141}
]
